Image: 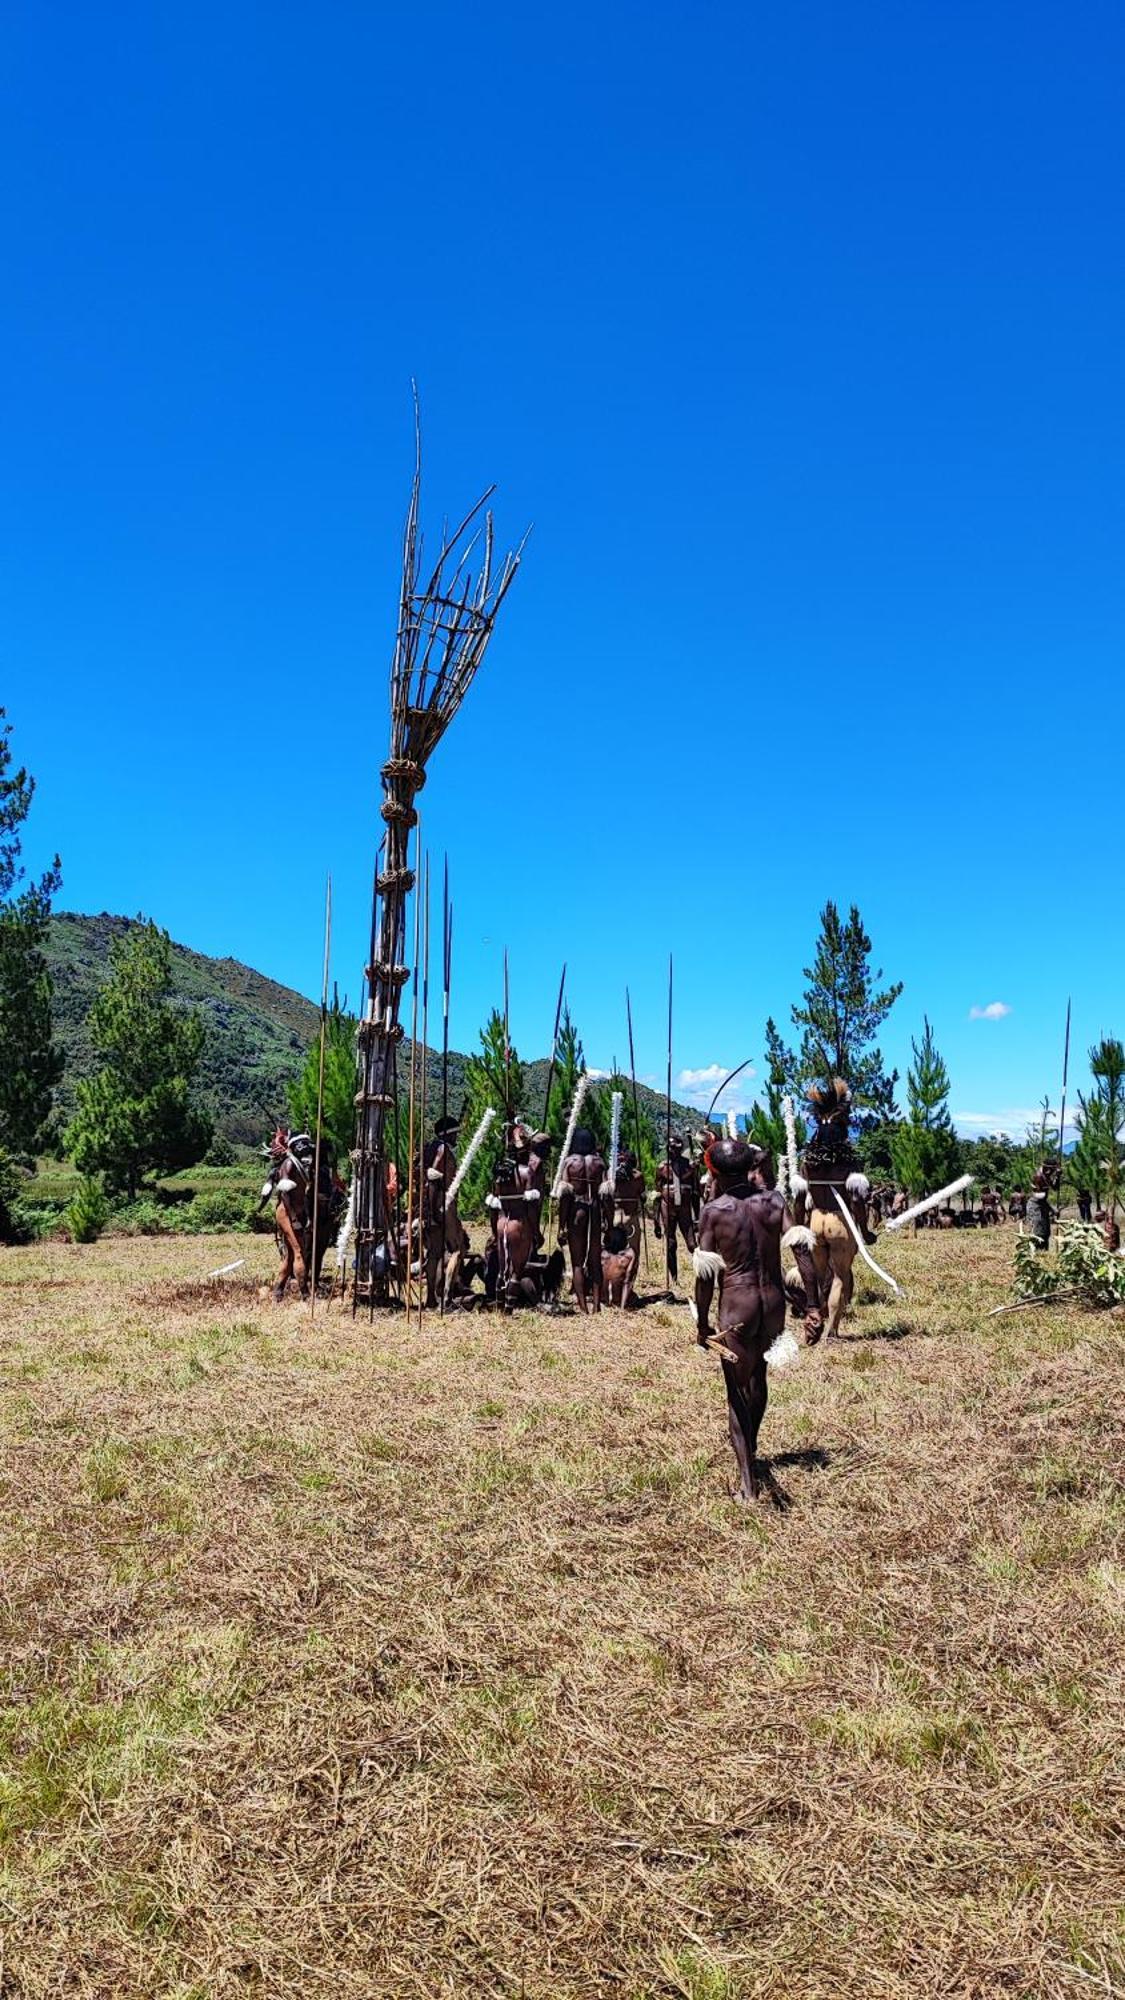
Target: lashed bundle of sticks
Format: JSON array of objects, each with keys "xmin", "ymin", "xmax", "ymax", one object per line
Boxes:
[{"xmin": 352, "ymin": 422, "xmax": 525, "ymax": 1309}]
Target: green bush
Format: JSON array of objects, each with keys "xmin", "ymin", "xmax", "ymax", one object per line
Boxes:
[
  {"xmin": 65, "ymin": 1176, "xmax": 109, "ymax": 1245},
  {"xmin": 0, "ymin": 1148, "xmax": 33, "ymax": 1244},
  {"xmin": 185, "ymin": 1187, "xmax": 254, "ymax": 1233},
  {"xmin": 109, "ymin": 1198, "xmax": 170, "ymax": 1237}
]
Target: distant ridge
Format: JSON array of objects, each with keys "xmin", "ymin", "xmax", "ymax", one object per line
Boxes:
[{"xmin": 44, "ymin": 914, "xmax": 707, "ymax": 1149}]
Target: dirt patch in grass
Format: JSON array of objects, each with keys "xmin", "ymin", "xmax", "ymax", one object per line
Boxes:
[{"xmin": 0, "ymin": 1227, "xmax": 1122, "ymax": 1995}]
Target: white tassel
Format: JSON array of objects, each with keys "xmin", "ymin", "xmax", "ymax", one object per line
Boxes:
[
  {"xmin": 783, "ymin": 1094, "xmax": 799, "ymax": 1191},
  {"xmin": 608, "ymin": 1089, "xmax": 623, "ymax": 1190},
  {"xmin": 846, "ymin": 1171, "xmax": 871, "ymax": 1200},
  {"xmin": 782, "ymin": 1224, "xmax": 814, "ymax": 1253},
  {"xmin": 334, "ymin": 1179, "xmax": 357, "ymax": 1268},
  {"xmin": 551, "ymin": 1074, "xmax": 590, "ymax": 1197},
  {"xmin": 883, "ymin": 1173, "xmax": 974, "ymax": 1232},
  {"xmin": 447, "ymin": 1105, "xmax": 497, "ymax": 1201},
  {"xmin": 765, "ymin": 1328, "xmax": 800, "ymax": 1371},
  {"xmin": 726, "ymin": 1107, "xmax": 738, "ymax": 1140},
  {"xmin": 828, "ymin": 1184, "xmax": 903, "ymax": 1296},
  {"xmin": 277, "ymin": 1177, "xmax": 296, "ymax": 1194},
  {"xmin": 691, "ymin": 1246, "xmax": 725, "ymax": 1283}
]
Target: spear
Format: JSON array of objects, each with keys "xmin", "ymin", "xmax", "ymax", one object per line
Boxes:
[
  {"xmin": 706, "ymin": 1059, "xmax": 754, "ymax": 1122},
  {"xmin": 404, "ymin": 820, "xmax": 422, "ymax": 1318},
  {"xmin": 1057, "ymin": 996, "xmax": 1072, "ymax": 1210},
  {"xmin": 665, "ymin": 954, "xmax": 674, "ymax": 1297},
  {"xmin": 439, "ymin": 857, "xmax": 452, "ymax": 1317},
  {"xmin": 541, "ymin": 963, "xmax": 567, "ymax": 1131},
  {"xmin": 503, "ymin": 948, "xmax": 512, "ymax": 1127},
  {"xmin": 417, "ymin": 852, "xmax": 430, "ymax": 1335},
  {"xmin": 625, "ymin": 986, "xmax": 650, "ymax": 1274},
  {"xmin": 309, "ymin": 873, "xmax": 332, "ymax": 1323}
]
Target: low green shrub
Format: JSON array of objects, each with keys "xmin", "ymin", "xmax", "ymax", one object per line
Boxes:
[
  {"xmin": 184, "ymin": 1187, "xmax": 254, "ymax": 1233},
  {"xmin": 65, "ymin": 1177, "xmax": 109, "ymax": 1245},
  {"xmin": 110, "ymin": 1198, "xmax": 170, "ymax": 1237},
  {"xmin": 0, "ymin": 1149, "xmax": 34, "ymax": 1245}
]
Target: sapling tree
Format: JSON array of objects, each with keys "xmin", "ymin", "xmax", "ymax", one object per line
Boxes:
[
  {"xmin": 770, "ymin": 901, "xmax": 902, "ymax": 1118},
  {"xmin": 890, "ymin": 1017, "xmax": 961, "ymax": 1197}
]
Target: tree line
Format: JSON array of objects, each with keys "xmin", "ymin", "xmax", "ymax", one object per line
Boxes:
[{"xmin": 2, "ymin": 706, "xmax": 1123, "ymax": 1238}]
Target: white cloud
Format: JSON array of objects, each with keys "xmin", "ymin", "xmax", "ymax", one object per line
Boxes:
[
  {"xmin": 676, "ymin": 1062, "xmax": 758, "ymax": 1112},
  {"xmin": 954, "ymin": 1106, "xmax": 1079, "ymax": 1141},
  {"xmin": 969, "ymin": 1001, "xmax": 1012, "ymax": 1021}
]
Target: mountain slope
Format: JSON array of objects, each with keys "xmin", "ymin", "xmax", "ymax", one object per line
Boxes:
[{"xmin": 45, "ymin": 914, "xmax": 707, "ymax": 1150}]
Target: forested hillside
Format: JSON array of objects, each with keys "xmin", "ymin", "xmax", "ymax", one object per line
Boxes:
[{"xmin": 45, "ymin": 915, "xmax": 702, "ymax": 1149}]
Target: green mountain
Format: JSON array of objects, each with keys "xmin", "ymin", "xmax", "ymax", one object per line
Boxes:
[{"xmin": 44, "ymin": 913, "xmax": 708, "ymax": 1151}]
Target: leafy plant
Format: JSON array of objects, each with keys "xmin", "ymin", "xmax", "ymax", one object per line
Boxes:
[
  {"xmin": 1014, "ymin": 1222, "xmax": 1125, "ymax": 1308},
  {"xmin": 769, "ymin": 900, "xmax": 902, "ymax": 1118},
  {"xmin": 65, "ymin": 1176, "xmax": 109, "ymax": 1245},
  {"xmin": 65, "ymin": 920, "xmax": 212, "ymax": 1195},
  {"xmin": 891, "ymin": 1017, "xmax": 962, "ymax": 1198}
]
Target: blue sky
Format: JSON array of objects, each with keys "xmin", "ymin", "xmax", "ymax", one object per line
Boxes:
[{"xmin": 4, "ymin": 0, "xmax": 1122, "ymax": 1138}]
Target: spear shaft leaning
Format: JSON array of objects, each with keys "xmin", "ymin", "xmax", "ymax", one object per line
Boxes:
[{"xmin": 1057, "ymin": 996, "xmax": 1072, "ymax": 1209}]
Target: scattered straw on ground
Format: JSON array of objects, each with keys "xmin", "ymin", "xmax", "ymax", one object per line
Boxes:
[{"xmin": 0, "ymin": 1227, "xmax": 1122, "ymax": 1997}]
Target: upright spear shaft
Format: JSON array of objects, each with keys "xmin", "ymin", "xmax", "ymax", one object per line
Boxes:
[
  {"xmin": 309, "ymin": 873, "xmax": 332, "ymax": 1323},
  {"xmin": 625, "ymin": 986, "xmax": 650, "ymax": 1272},
  {"xmin": 417, "ymin": 852, "xmax": 430, "ymax": 1335},
  {"xmin": 404, "ymin": 820, "xmax": 422, "ymax": 1317},
  {"xmin": 665, "ymin": 954, "xmax": 674, "ymax": 1297},
  {"xmin": 440, "ymin": 857, "xmax": 452, "ymax": 1317},
  {"xmin": 1058, "ymin": 996, "xmax": 1072, "ymax": 1210},
  {"xmin": 541, "ymin": 963, "xmax": 567, "ymax": 1131},
  {"xmin": 503, "ymin": 949, "xmax": 512, "ymax": 1126}
]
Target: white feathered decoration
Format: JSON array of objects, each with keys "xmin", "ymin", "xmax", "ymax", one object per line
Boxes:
[
  {"xmin": 447, "ymin": 1105, "xmax": 497, "ymax": 1202},
  {"xmin": 551, "ymin": 1073, "xmax": 590, "ymax": 1197},
  {"xmin": 726, "ymin": 1107, "xmax": 738, "ymax": 1141},
  {"xmin": 783, "ymin": 1094, "xmax": 799, "ymax": 1191},
  {"xmin": 883, "ymin": 1173, "xmax": 975, "ymax": 1232},
  {"xmin": 608, "ymin": 1089, "xmax": 623, "ymax": 1190},
  {"xmin": 334, "ymin": 1178, "xmax": 357, "ymax": 1270}
]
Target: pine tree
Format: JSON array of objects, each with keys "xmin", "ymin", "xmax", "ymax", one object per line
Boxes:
[
  {"xmin": 455, "ymin": 1009, "xmax": 525, "ymax": 1214},
  {"xmin": 1071, "ymin": 1038, "xmax": 1125, "ymax": 1231},
  {"xmin": 546, "ymin": 1005, "xmax": 585, "ymax": 1151},
  {"xmin": 773, "ymin": 902, "xmax": 902, "ymax": 1116},
  {"xmin": 890, "ymin": 1017, "xmax": 961, "ymax": 1197},
  {"xmin": 288, "ymin": 992, "xmax": 357, "ymax": 1173},
  {"xmin": 0, "ymin": 710, "xmax": 63, "ymax": 1161},
  {"xmin": 65, "ymin": 920, "xmax": 212, "ymax": 1196}
]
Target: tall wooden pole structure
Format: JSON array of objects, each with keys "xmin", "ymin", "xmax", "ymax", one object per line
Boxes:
[{"xmin": 351, "ymin": 412, "xmax": 524, "ymax": 1310}]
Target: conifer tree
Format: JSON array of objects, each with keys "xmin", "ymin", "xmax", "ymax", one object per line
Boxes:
[
  {"xmin": 66, "ymin": 920, "xmax": 212, "ymax": 1196},
  {"xmin": 773, "ymin": 902, "xmax": 902, "ymax": 1117},
  {"xmin": 288, "ymin": 992, "xmax": 357, "ymax": 1171},
  {"xmin": 1071, "ymin": 1037, "xmax": 1125, "ymax": 1232},
  {"xmin": 0, "ymin": 710, "xmax": 63, "ymax": 1160},
  {"xmin": 455, "ymin": 1008, "xmax": 525, "ymax": 1213},
  {"xmin": 890, "ymin": 1017, "xmax": 961, "ymax": 1197}
]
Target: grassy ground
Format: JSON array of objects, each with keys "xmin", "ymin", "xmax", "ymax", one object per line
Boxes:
[{"xmin": 0, "ymin": 1227, "xmax": 1122, "ymax": 1997}]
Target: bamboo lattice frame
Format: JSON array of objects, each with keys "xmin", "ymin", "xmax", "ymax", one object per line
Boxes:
[{"xmin": 352, "ymin": 425, "xmax": 524, "ymax": 1308}]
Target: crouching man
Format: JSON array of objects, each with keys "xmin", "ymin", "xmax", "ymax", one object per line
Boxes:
[{"xmin": 692, "ymin": 1139, "xmax": 798, "ymax": 1504}]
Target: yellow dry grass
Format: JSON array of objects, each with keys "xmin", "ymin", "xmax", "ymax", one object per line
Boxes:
[{"xmin": 0, "ymin": 1227, "xmax": 1122, "ymax": 1997}]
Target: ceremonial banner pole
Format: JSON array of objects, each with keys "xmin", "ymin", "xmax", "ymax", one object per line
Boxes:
[
  {"xmin": 625, "ymin": 987, "xmax": 650, "ymax": 1273},
  {"xmin": 309, "ymin": 873, "xmax": 332, "ymax": 1323}
]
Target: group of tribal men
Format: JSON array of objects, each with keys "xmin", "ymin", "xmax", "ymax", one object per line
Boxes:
[{"xmin": 414, "ymin": 1102, "xmax": 867, "ymax": 1505}]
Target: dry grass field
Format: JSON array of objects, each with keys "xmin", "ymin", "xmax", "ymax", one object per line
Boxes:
[{"xmin": 0, "ymin": 1226, "xmax": 1122, "ymax": 1998}]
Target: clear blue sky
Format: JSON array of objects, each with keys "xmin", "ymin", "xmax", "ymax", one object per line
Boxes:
[{"xmin": 4, "ymin": 0, "xmax": 1122, "ymax": 1137}]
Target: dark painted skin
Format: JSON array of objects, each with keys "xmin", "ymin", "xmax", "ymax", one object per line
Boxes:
[
  {"xmin": 653, "ymin": 1141, "xmax": 698, "ymax": 1280},
  {"xmin": 602, "ymin": 1153, "xmax": 645, "ymax": 1304},
  {"xmin": 557, "ymin": 1138, "xmax": 607, "ymax": 1314},
  {"xmin": 695, "ymin": 1154, "xmax": 787, "ymax": 1504}
]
